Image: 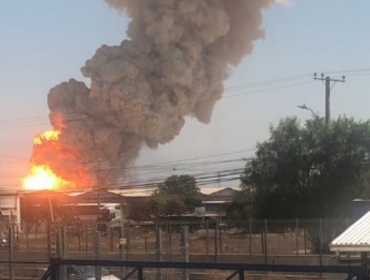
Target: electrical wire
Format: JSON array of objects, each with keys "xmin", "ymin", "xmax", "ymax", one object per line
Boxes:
[
  {"xmin": 0, "ymin": 154, "xmax": 29, "ymax": 161},
  {"xmin": 0, "ymin": 149, "xmax": 254, "ymax": 178},
  {"xmin": 0, "ymin": 73, "xmax": 314, "ymax": 130},
  {"xmin": 1, "ymin": 68, "xmax": 369, "ymax": 130}
]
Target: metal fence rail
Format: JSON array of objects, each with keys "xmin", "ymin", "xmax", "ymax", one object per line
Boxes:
[{"xmin": 43, "ymin": 258, "xmax": 364, "ymax": 280}]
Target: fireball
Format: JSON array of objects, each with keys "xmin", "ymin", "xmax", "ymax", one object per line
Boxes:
[
  {"xmin": 22, "ymin": 129, "xmax": 75, "ymax": 191},
  {"xmin": 22, "ymin": 165, "xmax": 73, "ymax": 191}
]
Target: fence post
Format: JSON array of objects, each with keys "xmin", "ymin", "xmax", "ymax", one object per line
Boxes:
[
  {"xmin": 181, "ymin": 226, "xmax": 189, "ymax": 280},
  {"xmin": 59, "ymin": 226, "xmax": 67, "ymax": 280},
  {"xmin": 26, "ymin": 221, "xmax": 29, "ymax": 252},
  {"xmin": 144, "ymin": 232, "xmax": 148, "ymax": 253},
  {"xmin": 165, "ymin": 219, "xmax": 169, "ymax": 243},
  {"xmin": 169, "ymin": 219, "xmax": 172, "ymax": 259},
  {"xmin": 304, "ymin": 227, "xmax": 307, "ymax": 254},
  {"xmin": 120, "ymin": 206, "xmax": 126, "ymax": 278},
  {"xmin": 8, "ymin": 225, "xmax": 14, "ymax": 280},
  {"xmin": 249, "ymin": 218, "xmax": 252, "ymax": 256},
  {"xmin": 16, "ymin": 224, "xmax": 19, "ymax": 243},
  {"xmin": 77, "ymin": 225, "xmax": 82, "ymax": 252},
  {"xmin": 138, "ymin": 266, "xmax": 143, "ymax": 280},
  {"xmin": 260, "ymin": 231, "xmax": 264, "ymax": 255},
  {"xmin": 110, "ymin": 227, "xmax": 114, "ymax": 252},
  {"xmin": 296, "ymin": 218, "xmax": 299, "ymax": 258},
  {"xmin": 319, "ymin": 219, "xmax": 323, "ymax": 269},
  {"xmin": 264, "ymin": 219, "xmax": 268, "ymax": 266},
  {"xmin": 49, "ymin": 223, "xmax": 57, "ymax": 258},
  {"xmin": 360, "ymin": 253, "xmax": 367, "ymax": 280},
  {"xmin": 215, "ymin": 220, "xmax": 218, "ymax": 263},
  {"xmin": 62, "ymin": 226, "xmax": 67, "ymax": 256},
  {"xmin": 95, "ymin": 231, "xmax": 102, "ymax": 280},
  {"xmin": 126, "ymin": 221, "xmax": 130, "ymax": 259},
  {"xmin": 85, "ymin": 223, "xmax": 89, "ymax": 258},
  {"xmin": 219, "ymin": 224, "xmax": 223, "ymax": 254},
  {"xmin": 50, "ymin": 258, "xmax": 59, "ymax": 280},
  {"xmin": 46, "ymin": 222, "xmax": 50, "ymax": 256},
  {"xmin": 239, "ymin": 269, "xmax": 245, "ymax": 280},
  {"xmin": 156, "ymin": 229, "xmax": 163, "ymax": 280},
  {"xmin": 206, "ymin": 218, "xmax": 209, "ymax": 257}
]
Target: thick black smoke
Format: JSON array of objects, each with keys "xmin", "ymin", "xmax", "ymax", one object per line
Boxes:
[{"xmin": 36, "ymin": 0, "xmax": 272, "ymax": 187}]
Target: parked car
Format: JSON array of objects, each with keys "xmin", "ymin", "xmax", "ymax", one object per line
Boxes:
[
  {"xmin": 0, "ymin": 236, "xmax": 19, "ymax": 249},
  {"xmin": 0, "ymin": 237, "xmax": 8, "ymax": 247},
  {"xmin": 40, "ymin": 265, "xmax": 120, "ymax": 280}
]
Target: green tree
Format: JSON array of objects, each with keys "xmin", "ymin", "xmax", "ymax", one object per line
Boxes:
[
  {"xmin": 241, "ymin": 116, "xmax": 370, "ymax": 219},
  {"xmin": 226, "ymin": 188, "xmax": 254, "ymax": 230},
  {"xmin": 150, "ymin": 174, "xmax": 202, "ymax": 216}
]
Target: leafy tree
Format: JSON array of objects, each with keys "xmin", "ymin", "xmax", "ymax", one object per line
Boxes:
[
  {"xmin": 150, "ymin": 175, "xmax": 202, "ymax": 216},
  {"xmin": 127, "ymin": 197, "xmax": 153, "ymax": 221},
  {"xmin": 240, "ymin": 116, "xmax": 370, "ymax": 219},
  {"xmin": 226, "ymin": 188, "xmax": 254, "ymax": 230}
]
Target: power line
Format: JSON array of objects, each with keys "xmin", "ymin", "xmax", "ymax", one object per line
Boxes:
[
  {"xmin": 1, "ymin": 67, "xmax": 369, "ymax": 130},
  {"xmin": 346, "ymin": 73, "xmax": 370, "ymax": 78},
  {"xmin": 0, "ymin": 80, "xmax": 313, "ymax": 130},
  {"xmin": 0, "ymin": 149, "xmax": 255, "ymax": 178},
  {"xmin": 0, "ymin": 115, "xmax": 47, "ymax": 125},
  {"xmin": 0, "ymin": 74, "xmax": 314, "ymax": 130},
  {"xmin": 101, "ymin": 168, "xmax": 246, "ymax": 190},
  {"xmin": 0, "ymin": 154, "xmax": 29, "ymax": 161},
  {"xmin": 3, "ymin": 166, "xmax": 246, "ymax": 192},
  {"xmin": 0, "ymin": 159, "xmax": 248, "ymax": 180},
  {"xmin": 223, "ymin": 80, "xmax": 314, "ymax": 100},
  {"xmin": 325, "ymin": 68, "xmax": 370, "ymax": 75},
  {"xmin": 101, "ymin": 149, "xmax": 255, "ymax": 171}
]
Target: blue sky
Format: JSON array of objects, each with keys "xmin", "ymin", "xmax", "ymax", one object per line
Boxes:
[{"xmin": 1, "ymin": 0, "xmax": 369, "ymax": 187}]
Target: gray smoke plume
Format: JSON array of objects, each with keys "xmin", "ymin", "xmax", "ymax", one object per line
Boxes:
[{"xmin": 33, "ymin": 0, "xmax": 272, "ymax": 187}]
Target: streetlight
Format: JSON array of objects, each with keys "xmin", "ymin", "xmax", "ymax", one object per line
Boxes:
[{"xmin": 297, "ymin": 104, "xmax": 318, "ymax": 118}]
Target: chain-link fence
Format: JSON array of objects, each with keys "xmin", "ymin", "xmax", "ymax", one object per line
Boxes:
[
  {"xmin": 0, "ymin": 218, "xmax": 351, "ymax": 263},
  {"xmin": 0, "ymin": 260, "xmax": 48, "ymax": 280}
]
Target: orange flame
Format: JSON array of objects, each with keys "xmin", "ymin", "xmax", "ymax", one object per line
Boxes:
[
  {"xmin": 22, "ymin": 165, "xmax": 74, "ymax": 191},
  {"xmin": 33, "ymin": 130, "xmax": 60, "ymax": 145},
  {"xmin": 23, "ymin": 129, "xmax": 75, "ymax": 191},
  {"xmin": 23, "ymin": 128, "xmax": 91, "ymax": 191}
]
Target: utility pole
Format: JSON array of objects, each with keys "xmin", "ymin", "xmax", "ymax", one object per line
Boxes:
[
  {"xmin": 97, "ymin": 160, "xmax": 101, "ymax": 211},
  {"xmin": 314, "ymin": 73, "xmax": 345, "ymax": 125}
]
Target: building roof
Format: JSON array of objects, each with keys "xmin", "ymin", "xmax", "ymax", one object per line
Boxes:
[
  {"xmin": 201, "ymin": 187, "xmax": 240, "ymax": 203},
  {"xmin": 207, "ymin": 187, "xmax": 239, "ymax": 197},
  {"xmin": 330, "ymin": 210, "xmax": 370, "ymax": 252},
  {"xmin": 202, "ymin": 200, "xmax": 230, "ymax": 204},
  {"xmin": 200, "ymin": 187, "xmax": 238, "ymax": 195},
  {"xmin": 110, "ymin": 188, "xmax": 154, "ymax": 197}
]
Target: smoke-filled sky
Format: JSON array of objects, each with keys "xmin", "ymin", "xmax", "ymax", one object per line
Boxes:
[{"xmin": 1, "ymin": 0, "xmax": 370, "ymax": 188}]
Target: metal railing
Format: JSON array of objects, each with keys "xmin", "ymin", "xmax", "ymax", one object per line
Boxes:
[{"xmin": 40, "ymin": 258, "xmax": 364, "ymax": 280}]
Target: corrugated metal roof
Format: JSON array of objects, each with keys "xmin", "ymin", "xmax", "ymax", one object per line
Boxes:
[{"xmin": 330, "ymin": 210, "xmax": 370, "ymax": 252}]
